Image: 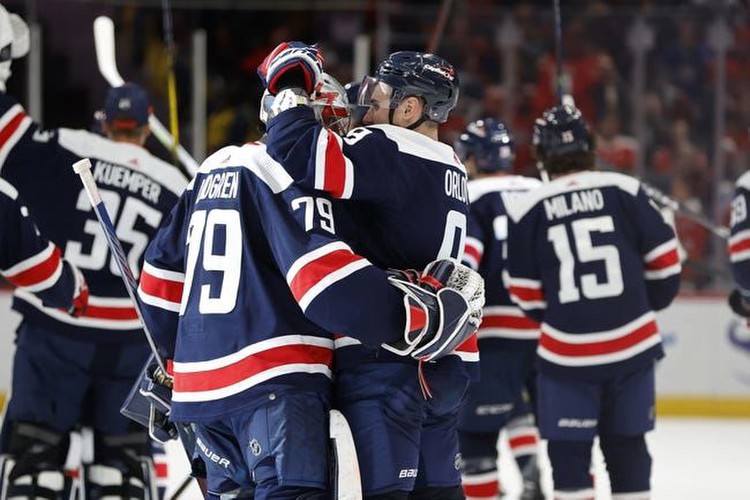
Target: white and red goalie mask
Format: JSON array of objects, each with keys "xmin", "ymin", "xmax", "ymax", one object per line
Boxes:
[{"xmin": 311, "ymin": 73, "xmax": 351, "ymax": 136}]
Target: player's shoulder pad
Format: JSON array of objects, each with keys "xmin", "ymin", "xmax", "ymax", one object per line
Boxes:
[
  {"xmin": 506, "ymin": 170, "xmax": 640, "ymax": 223},
  {"xmin": 735, "ymin": 170, "xmax": 750, "ymax": 192},
  {"xmin": 196, "ymin": 142, "xmax": 294, "ymax": 195},
  {"xmin": 57, "ymin": 128, "xmax": 188, "ymax": 197},
  {"xmin": 0, "ymin": 177, "xmax": 19, "ymax": 201},
  {"xmin": 365, "ymin": 124, "xmax": 466, "ymax": 174},
  {"xmin": 468, "ymin": 175, "xmax": 542, "ymax": 203}
]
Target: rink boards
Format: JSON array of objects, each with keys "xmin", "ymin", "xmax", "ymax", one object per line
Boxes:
[{"xmin": 1, "ymin": 290, "xmax": 749, "ymax": 418}]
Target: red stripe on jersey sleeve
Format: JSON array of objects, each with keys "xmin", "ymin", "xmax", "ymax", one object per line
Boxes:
[
  {"xmin": 290, "ymin": 249, "xmax": 365, "ymax": 302},
  {"xmin": 323, "ymin": 130, "xmax": 347, "ymax": 198},
  {"xmin": 463, "ymin": 243, "xmax": 482, "ymax": 264},
  {"xmin": 6, "ymin": 246, "xmax": 62, "ymax": 288},
  {"xmin": 455, "ymin": 331, "xmax": 478, "ymax": 354},
  {"xmin": 645, "ymin": 247, "xmax": 679, "ymax": 270},
  {"xmin": 0, "ymin": 111, "xmax": 26, "ymax": 147},
  {"xmin": 729, "ymin": 238, "xmax": 750, "ymax": 256},
  {"xmin": 83, "ymin": 304, "xmax": 139, "ymax": 320},
  {"xmin": 140, "ymin": 267, "xmax": 184, "ymax": 304}
]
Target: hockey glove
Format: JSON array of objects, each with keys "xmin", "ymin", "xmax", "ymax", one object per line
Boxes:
[
  {"xmin": 257, "ymin": 41, "xmax": 324, "ymax": 95},
  {"xmin": 729, "ymin": 289, "xmax": 750, "ymax": 318},
  {"xmin": 383, "ymin": 259, "xmax": 485, "ymax": 362},
  {"xmin": 67, "ymin": 263, "xmax": 89, "ymax": 317},
  {"xmin": 121, "ymin": 356, "xmax": 177, "ymax": 443}
]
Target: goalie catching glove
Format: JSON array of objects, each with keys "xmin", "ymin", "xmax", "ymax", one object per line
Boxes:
[{"xmin": 383, "ymin": 259, "xmax": 485, "ymax": 362}]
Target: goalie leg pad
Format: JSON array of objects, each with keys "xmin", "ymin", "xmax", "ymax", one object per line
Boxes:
[
  {"xmin": 84, "ymin": 431, "xmax": 157, "ymax": 500},
  {"xmin": 0, "ymin": 422, "xmax": 70, "ymax": 500}
]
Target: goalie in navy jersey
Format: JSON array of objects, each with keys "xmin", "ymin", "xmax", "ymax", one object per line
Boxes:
[
  {"xmin": 505, "ymin": 105, "xmax": 681, "ymax": 500},
  {"xmin": 454, "ymin": 119, "xmax": 544, "ymax": 500},
  {"xmin": 0, "ymin": 177, "xmax": 88, "ymax": 315},
  {"xmin": 260, "ymin": 44, "xmax": 478, "ymax": 499},
  {"xmin": 0, "ymin": 6, "xmax": 187, "ymax": 496},
  {"xmin": 135, "ymin": 76, "xmax": 482, "ymax": 499}
]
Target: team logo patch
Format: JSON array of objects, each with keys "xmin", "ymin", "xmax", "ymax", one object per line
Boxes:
[
  {"xmin": 249, "ymin": 438, "xmax": 262, "ymax": 456},
  {"xmin": 454, "ymin": 453, "xmax": 462, "ymax": 471}
]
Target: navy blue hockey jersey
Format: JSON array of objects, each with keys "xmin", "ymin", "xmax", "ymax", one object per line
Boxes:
[
  {"xmin": 266, "ymin": 106, "xmax": 478, "ymax": 368},
  {"xmin": 138, "ymin": 143, "xmax": 423, "ymax": 421},
  {"xmin": 463, "ymin": 175, "xmax": 542, "ymax": 351},
  {"xmin": 0, "ymin": 178, "xmax": 79, "ymax": 309},
  {"xmin": 729, "ymin": 171, "xmax": 750, "ymax": 294},
  {"xmin": 505, "ymin": 171, "xmax": 681, "ymax": 379},
  {"xmin": 0, "ymin": 93, "xmax": 187, "ymax": 342}
]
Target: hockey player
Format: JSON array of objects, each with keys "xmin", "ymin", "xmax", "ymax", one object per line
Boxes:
[
  {"xmin": 135, "ymin": 114, "xmax": 482, "ymax": 499},
  {"xmin": 727, "ymin": 169, "xmax": 750, "ymax": 318},
  {"xmin": 259, "ymin": 44, "xmax": 475, "ymax": 499},
  {"xmin": 0, "ymin": 177, "xmax": 88, "ymax": 315},
  {"xmin": 505, "ymin": 105, "xmax": 681, "ymax": 500},
  {"xmin": 0, "ymin": 8, "xmax": 187, "ymax": 494},
  {"xmin": 454, "ymin": 119, "xmax": 544, "ymax": 500}
]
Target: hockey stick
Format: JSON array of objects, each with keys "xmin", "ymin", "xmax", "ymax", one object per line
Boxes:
[
  {"xmin": 425, "ymin": 0, "xmax": 454, "ymax": 54},
  {"xmin": 329, "ymin": 409, "xmax": 362, "ymax": 500},
  {"xmin": 160, "ymin": 0, "xmax": 180, "ymax": 160},
  {"xmin": 72, "ymin": 158, "xmax": 206, "ymax": 498},
  {"xmin": 640, "ymin": 181, "xmax": 730, "ymax": 240},
  {"xmin": 93, "ymin": 16, "xmax": 198, "ymax": 177}
]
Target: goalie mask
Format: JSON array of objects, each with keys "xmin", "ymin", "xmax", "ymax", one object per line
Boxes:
[
  {"xmin": 311, "ymin": 72, "xmax": 351, "ymax": 136},
  {"xmin": 0, "ymin": 5, "xmax": 29, "ymax": 91}
]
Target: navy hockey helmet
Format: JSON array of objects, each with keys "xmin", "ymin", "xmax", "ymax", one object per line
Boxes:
[
  {"xmin": 359, "ymin": 51, "xmax": 459, "ymax": 124},
  {"xmin": 455, "ymin": 118, "xmax": 515, "ymax": 173},
  {"xmin": 532, "ymin": 105, "xmax": 593, "ymax": 161}
]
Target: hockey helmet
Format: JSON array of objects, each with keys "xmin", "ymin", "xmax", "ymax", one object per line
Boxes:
[
  {"xmin": 532, "ymin": 105, "xmax": 595, "ymax": 175},
  {"xmin": 358, "ymin": 51, "xmax": 459, "ymax": 124},
  {"xmin": 455, "ymin": 118, "xmax": 515, "ymax": 173}
]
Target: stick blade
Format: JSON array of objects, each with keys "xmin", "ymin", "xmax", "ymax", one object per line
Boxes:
[
  {"xmin": 94, "ymin": 16, "xmax": 125, "ymax": 87},
  {"xmin": 329, "ymin": 409, "xmax": 362, "ymax": 499}
]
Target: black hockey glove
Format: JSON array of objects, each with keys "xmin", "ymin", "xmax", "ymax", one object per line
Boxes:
[
  {"xmin": 120, "ymin": 356, "xmax": 177, "ymax": 444},
  {"xmin": 729, "ymin": 289, "xmax": 750, "ymax": 318},
  {"xmin": 382, "ymin": 259, "xmax": 485, "ymax": 362}
]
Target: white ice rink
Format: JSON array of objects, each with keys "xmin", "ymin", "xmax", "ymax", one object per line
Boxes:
[{"xmin": 163, "ymin": 417, "xmax": 750, "ymax": 500}]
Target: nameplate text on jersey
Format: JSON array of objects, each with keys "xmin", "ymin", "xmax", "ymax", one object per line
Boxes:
[
  {"xmin": 196, "ymin": 171, "xmax": 239, "ymax": 201},
  {"xmin": 543, "ymin": 189, "xmax": 604, "ymax": 220},
  {"xmin": 93, "ymin": 160, "xmax": 162, "ymax": 204}
]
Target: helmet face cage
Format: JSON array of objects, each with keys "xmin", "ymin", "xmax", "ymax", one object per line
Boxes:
[
  {"xmin": 359, "ymin": 51, "xmax": 459, "ymax": 124},
  {"xmin": 312, "ymin": 73, "xmax": 351, "ymax": 135},
  {"xmin": 533, "ymin": 105, "xmax": 593, "ymax": 174},
  {"xmin": 455, "ymin": 119, "xmax": 515, "ymax": 173}
]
